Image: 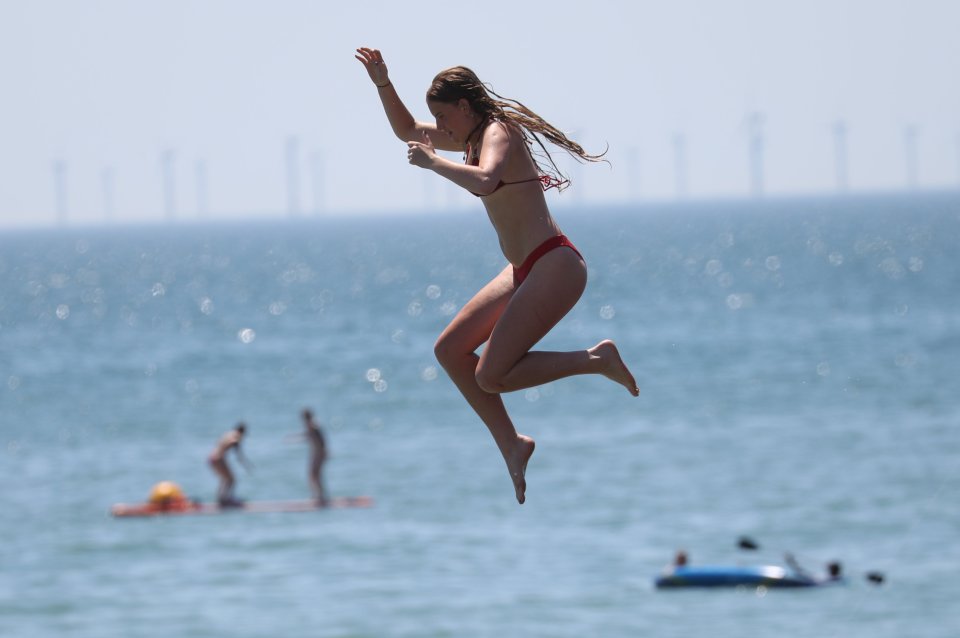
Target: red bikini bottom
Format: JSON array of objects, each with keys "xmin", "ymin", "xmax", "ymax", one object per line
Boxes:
[{"xmin": 513, "ymin": 234, "xmax": 583, "ymax": 287}]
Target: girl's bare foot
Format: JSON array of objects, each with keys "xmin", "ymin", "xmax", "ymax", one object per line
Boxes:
[
  {"xmin": 506, "ymin": 435, "xmax": 536, "ymax": 504},
  {"xmin": 591, "ymin": 340, "xmax": 640, "ymax": 396}
]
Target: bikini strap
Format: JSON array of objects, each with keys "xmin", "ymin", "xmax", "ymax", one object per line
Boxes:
[{"xmin": 463, "ymin": 116, "xmax": 489, "ymax": 163}]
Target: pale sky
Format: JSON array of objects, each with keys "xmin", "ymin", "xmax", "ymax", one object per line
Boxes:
[{"xmin": 2, "ymin": 0, "xmax": 958, "ymax": 228}]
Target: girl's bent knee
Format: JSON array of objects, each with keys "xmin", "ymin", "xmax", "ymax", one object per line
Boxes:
[
  {"xmin": 434, "ymin": 337, "xmax": 467, "ymax": 370},
  {"xmin": 474, "ymin": 368, "xmax": 506, "ymax": 394},
  {"xmin": 433, "ymin": 339, "xmax": 452, "ymax": 368}
]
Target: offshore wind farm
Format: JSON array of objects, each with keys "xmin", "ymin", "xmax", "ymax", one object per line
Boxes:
[
  {"xmin": 38, "ymin": 115, "xmax": 960, "ymax": 228},
  {"xmin": 3, "ymin": 2, "xmax": 958, "ymax": 228}
]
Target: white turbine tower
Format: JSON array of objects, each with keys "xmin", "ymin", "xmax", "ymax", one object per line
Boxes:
[{"xmin": 746, "ymin": 111, "xmax": 764, "ymax": 198}]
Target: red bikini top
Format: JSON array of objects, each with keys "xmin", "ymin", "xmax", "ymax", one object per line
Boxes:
[{"xmin": 464, "ymin": 119, "xmax": 566, "ymax": 197}]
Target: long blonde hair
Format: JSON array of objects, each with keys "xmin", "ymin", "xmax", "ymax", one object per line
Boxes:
[{"xmin": 427, "ymin": 66, "xmax": 606, "ymax": 191}]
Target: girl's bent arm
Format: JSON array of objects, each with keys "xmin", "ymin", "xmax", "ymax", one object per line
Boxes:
[
  {"xmin": 356, "ymin": 47, "xmax": 458, "ymax": 152},
  {"xmin": 374, "ymin": 82, "xmax": 419, "ymax": 142},
  {"xmin": 418, "ymin": 122, "xmax": 512, "ymax": 194},
  {"xmin": 376, "ymin": 83, "xmax": 461, "ymax": 152}
]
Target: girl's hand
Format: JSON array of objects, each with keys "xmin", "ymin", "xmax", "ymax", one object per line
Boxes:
[
  {"xmin": 354, "ymin": 47, "xmax": 390, "ymax": 87},
  {"xmin": 407, "ymin": 131, "xmax": 436, "ymax": 168}
]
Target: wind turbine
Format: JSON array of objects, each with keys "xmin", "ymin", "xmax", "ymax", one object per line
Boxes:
[{"xmin": 746, "ymin": 111, "xmax": 764, "ymax": 198}]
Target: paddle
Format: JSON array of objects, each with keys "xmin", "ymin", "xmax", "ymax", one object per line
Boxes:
[{"xmin": 736, "ymin": 536, "xmax": 885, "ymax": 585}]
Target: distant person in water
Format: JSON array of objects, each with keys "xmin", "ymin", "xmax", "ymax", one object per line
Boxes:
[
  {"xmin": 355, "ymin": 46, "xmax": 639, "ymax": 504},
  {"xmin": 298, "ymin": 409, "xmax": 329, "ymax": 505},
  {"xmin": 824, "ymin": 561, "xmax": 844, "ymax": 581},
  {"xmin": 661, "ymin": 550, "xmax": 689, "ymax": 575},
  {"xmin": 208, "ymin": 423, "xmax": 252, "ymax": 506},
  {"xmin": 785, "ymin": 553, "xmax": 844, "ymax": 584}
]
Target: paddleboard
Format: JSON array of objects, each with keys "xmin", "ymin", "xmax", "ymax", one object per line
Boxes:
[
  {"xmin": 655, "ymin": 565, "xmax": 833, "ymax": 588},
  {"xmin": 111, "ymin": 496, "xmax": 373, "ymax": 518}
]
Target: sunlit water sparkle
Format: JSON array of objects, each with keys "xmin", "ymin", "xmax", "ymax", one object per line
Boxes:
[{"xmin": 2, "ymin": 193, "xmax": 959, "ymax": 637}]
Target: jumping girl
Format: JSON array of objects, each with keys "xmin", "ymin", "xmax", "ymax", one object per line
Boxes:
[{"xmin": 355, "ymin": 47, "xmax": 639, "ymax": 504}]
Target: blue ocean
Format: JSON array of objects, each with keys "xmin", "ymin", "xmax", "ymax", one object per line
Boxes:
[{"xmin": 2, "ymin": 193, "xmax": 959, "ymax": 637}]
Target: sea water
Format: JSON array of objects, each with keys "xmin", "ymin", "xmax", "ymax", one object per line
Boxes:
[{"xmin": 2, "ymin": 193, "xmax": 959, "ymax": 637}]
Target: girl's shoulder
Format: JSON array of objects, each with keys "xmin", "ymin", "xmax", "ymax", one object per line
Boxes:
[
  {"xmin": 486, "ymin": 116, "xmax": 516, "ymax": 133},
  {"xmin": 483, "ymin": 118, "xmax": 524, "ymax": 146}
]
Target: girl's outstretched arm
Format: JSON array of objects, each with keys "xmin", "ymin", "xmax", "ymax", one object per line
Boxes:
[{"xmin": 355, "ymin": 47, "xmax": 458, "ymax": 152}]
